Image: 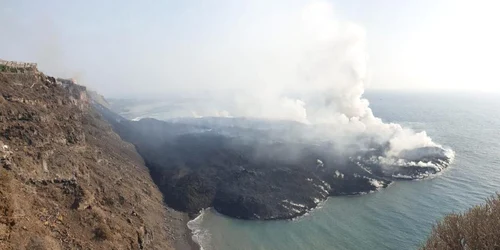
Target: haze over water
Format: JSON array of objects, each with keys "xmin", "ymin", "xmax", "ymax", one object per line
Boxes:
[{"xmin": 187, "ymin": 91, "xmax": 500, "ymax": 250}]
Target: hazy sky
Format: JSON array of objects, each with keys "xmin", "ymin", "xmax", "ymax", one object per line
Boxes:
[{"xmin": 1, "ymin": 0, "xmax": 499, "ymax": 96}]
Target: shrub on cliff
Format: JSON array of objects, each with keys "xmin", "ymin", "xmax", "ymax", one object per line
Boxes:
[
  {"xmin": 422, "ymin": 194, "xmax": 500, "ymax": 250},
  {"xmin": 93, "ymin": 224, "xmax": 112, "ymax": 241}
]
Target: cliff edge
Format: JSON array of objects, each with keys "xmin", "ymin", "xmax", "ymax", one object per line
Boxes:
[{"xmin": 0, "ymin": 71, "xmax": 189, "ymax": 249}]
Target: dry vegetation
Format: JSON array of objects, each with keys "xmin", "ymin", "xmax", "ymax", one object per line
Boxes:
[
  {"xmin": 0, "ymin": 72, "xmax": 191, "ymax": 249},
  {"xmin": 422, "ymin": 194, "xmax": 500, "ymax": 250}
]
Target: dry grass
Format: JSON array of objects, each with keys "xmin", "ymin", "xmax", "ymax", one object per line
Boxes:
[
  {"xmin": 422, "ymin": 194, "xmax": 500, "ymax": 250},
  {"xmin": 0, "ymin": 72, "xmax": 182, "ymax": 249},
  {"xmin": 0, "ymin": 169, "xmax": 14, "ymax": 221}
]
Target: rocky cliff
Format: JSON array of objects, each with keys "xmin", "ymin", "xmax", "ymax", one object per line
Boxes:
[{"xmin": 0, "ymin": 72, "xmax": 188, "ymax": 249}]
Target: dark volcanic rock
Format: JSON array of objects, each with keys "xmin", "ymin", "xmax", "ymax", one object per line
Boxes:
[{"xmin": 94, "ymin": 104, "xmax": 452, "ymax": 220}]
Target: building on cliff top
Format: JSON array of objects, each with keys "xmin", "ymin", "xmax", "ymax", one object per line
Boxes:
[{"xmin": 0, "ymin": 58, "xmax": 38, "ymax": 72}]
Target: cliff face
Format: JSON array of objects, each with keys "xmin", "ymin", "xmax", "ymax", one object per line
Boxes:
[{"xmin": 0, "ymin": 73, "xmax": 184, "ymax": 249}]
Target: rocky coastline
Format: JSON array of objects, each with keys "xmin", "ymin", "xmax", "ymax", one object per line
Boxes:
[{"xmin": 96, "ymin": 106, "xmax": 453, "ymax": 221}]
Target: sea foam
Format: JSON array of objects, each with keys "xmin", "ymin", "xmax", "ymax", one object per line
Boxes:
[{"xmin": 187, "ymin": 209, "xmax": 211, "ymax": 250}]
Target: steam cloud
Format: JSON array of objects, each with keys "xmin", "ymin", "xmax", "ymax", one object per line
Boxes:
[
  {"xmin": 116, "ymin": 1, "xmax": 453, "ymax": 167},
  {"xmin": 201, "ymin": 1, "xmax": 452, "ymax": 162}
]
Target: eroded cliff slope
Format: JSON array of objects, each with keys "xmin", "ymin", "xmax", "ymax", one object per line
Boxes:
[{"xmin": 0, "ymin": 72, "xmax": 185, "ymax": 249}]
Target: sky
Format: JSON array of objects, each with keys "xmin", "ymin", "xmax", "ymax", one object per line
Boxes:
[{"xmin": 1, "ymin": 0, "xmax": 499, "ymax": 97}]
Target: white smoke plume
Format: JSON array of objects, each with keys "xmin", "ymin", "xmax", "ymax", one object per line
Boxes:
[
  {"xmin": 225, "ymin": 1, "xmax": 449, "ymax": 160},
  {"xmin": 110, "ymin": 1, "xmax": 452, "ymax": 163}
]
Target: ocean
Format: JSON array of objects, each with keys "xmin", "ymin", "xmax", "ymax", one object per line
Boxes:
[{"xmin": 186, "ymin": 91, "xmax": 500, "ymax": 250}]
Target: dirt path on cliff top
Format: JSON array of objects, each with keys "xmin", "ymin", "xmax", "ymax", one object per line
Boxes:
[{"xmin": 0, "ymin": 72, "xmax": 193, "ymax": 250}]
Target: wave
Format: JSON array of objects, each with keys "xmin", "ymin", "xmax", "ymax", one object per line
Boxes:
[{"xmin": 187, "ymin": 209, "xmax": 211, "ymax": 250}]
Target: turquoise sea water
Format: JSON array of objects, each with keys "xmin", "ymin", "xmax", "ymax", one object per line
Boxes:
[{"xmin": 188, "ymin": 91, "xmax": 500, "ymax": 250}]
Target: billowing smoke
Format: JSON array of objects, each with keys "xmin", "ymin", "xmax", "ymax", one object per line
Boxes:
[
  {"xmin": 200, "ymin": 1, "xmax": 454, "ymax": 171},
  {"xmin": 207, "ymin": 1, "xmax": 453, "ymax": 165},
  {"xmin": 104, "ymin": 1, "xmax": 454, "ymax": 171},
  {"xmin": 303, "ymin": 1, "xmax": 452, "ymax": 168}
]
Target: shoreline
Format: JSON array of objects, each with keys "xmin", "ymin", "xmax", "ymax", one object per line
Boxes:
[
  {"xmin": 162, "ymin": 206, "xmax": 201, "ymax": 250},
  {"xmin": 174, "ymin": 213, "xmax": 201, "ymax": 250},
  {"xmin": 185, "ymin": 217, "xmax": 202, "ymax": 250},
  {"xmin": 166, "ymin": 166, "xmax": 453, "ymax": 250}
]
